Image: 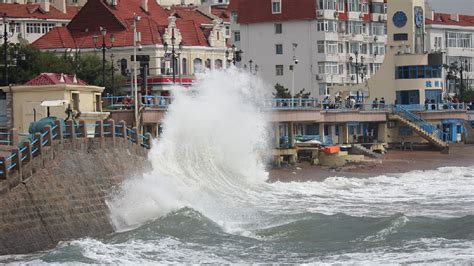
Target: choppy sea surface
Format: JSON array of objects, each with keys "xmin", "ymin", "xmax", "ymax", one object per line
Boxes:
[{"xmin": 2, "ymin": 69, "xmax": 473, "ymax": 264}]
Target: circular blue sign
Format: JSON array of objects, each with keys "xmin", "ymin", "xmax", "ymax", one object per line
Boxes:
[
  {"xmin": 415, "ymin": 10, "xmax": 423, "ymax": 28},
  {"xmin": 393, "ymin": 11, "xmax": 407, "ymax": 28}
]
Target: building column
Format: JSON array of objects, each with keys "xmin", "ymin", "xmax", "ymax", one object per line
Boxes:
[
  {"xmin": 342, "ymin": 123, "xmax": 349, "ymax": 144},
  {"xmin": 289, "ymin": 122, "xmax": 295, "ymax": 148},
  {"xmin": 378, "ymin": 122, "xmax": 388, "ymax": 143},
  {"xmin": 319, "ymin": 122, "xmax": 325, "ymax": 144}
]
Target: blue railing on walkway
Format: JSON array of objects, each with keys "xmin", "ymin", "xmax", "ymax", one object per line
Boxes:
[
  {"xmin": 0, "ymin": 120, "xmax": 152, "ymax": 179},
  {"xmin": 394, "ymin": 105, "xmax": 448, "ymax": 142}
]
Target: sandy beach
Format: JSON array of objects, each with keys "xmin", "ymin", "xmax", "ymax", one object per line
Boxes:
[{"xmin": 268, "ymin": 144, "xmax": 474, "ymax": 182}]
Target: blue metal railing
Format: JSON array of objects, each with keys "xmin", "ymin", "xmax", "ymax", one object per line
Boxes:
[{"xmin": 394, "ymin": 105, "xmax": 448, "ymax": 142}]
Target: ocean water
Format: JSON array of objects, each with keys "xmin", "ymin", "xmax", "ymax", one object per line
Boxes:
[{"xmin": 2, "ymin": 69, "xmax": 474, "ymax": 264}]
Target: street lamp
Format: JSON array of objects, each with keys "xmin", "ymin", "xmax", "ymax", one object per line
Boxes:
[
  {"xmin": 349, "ymin": 51, "xmax": 367, "ymax": 84},
  {"xmin": 109, "ymin": 53, "xmax": 120, "ymax": 95},
  {"xmin": 163, "ymin": 29, "xmax": 182, "ymax": 84},
  {"xmin": 443, "ymin": 58, "xmax": 469, "ymax": 97},
  {"xmin": 225, "ymin": 44, "xmax": 243, "ymax": 66},
  {"xmin": 93, "ymin": 26, "xmax": 115, "ymax": 88},
  {"xmin": 2, "ymin": 13, "xmax": 17, "ymax": 86},
  {"xmin": 247, "ymin": 59, "xmax": 258, "ymax": 75},
  {"xmin": 291, "ymin": 43, "xmax": 298, "ymax": 107},
  {"xmin": 132, "ymin": 13, "xmax": 141, "ymax": 131}
]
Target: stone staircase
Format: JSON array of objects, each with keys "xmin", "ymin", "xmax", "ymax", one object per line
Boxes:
[
  {"xmin": 391, "ymin": 105, "xmax": 449, "ymax": 152},
  {"xmin": 351, "ymin": 144, "xmax": 382, "ymax": 158}
]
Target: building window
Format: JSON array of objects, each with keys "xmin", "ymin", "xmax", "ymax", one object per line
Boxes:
[
  {"xmin": 317, "ymin": 20, "xmax": 338, "ymax": 32},
  {"xmin": 41, "ymin": 23, "xmax": 56, "ymax": 34},
  {"xmin": 347, "ymin": 21, "xmax": 363, "ymax": 34},
  {"xmin": 318, "ymin": 62, "xmax": 338, "ymax": 74},
  {"xmin": 275, "ymin": 23, "xmax": 282, "ymax": 34},
  {"xmin": 434, "ymin": 36, "xmax": 443, "ymax": 49},
  {"xmin": 272, "ymin": 0, "xmax": 281, "ymax": 14},
  {"xmin": 182, "ymin": 58, "xmax": 187, "ymax": 75},
  {"xmin": 337, "ymin": 0, "xmax": 344, "ymax": 11},
  {"xmin": 348, "ymin": 0, "xmax": 360, "ymax": 12},
  {"xmin": 276, "ymin": 65, "xmax": 284, "ymax": 76},
  {"xmin": 193, "ymin": 58, "xmax": 203, "ymax": 73},
  {"xmin": 94, "ymin": 94, "xmax": 101, "ymax": 112},
  {"xmin": 71, "ymin": 92, "xmax": 80, "ymax": 111},
  {"xmin": 275, "ymin": 44, "xmax": 283, "ymax": 55},
  {"xmin": 317, "ymin": 41, "xmax": 325, "ymax": 53},
  {"xmin": 26, "ymin": 23, "xmax": 41, "ymax": 34},
  {"xmin": 225, "ymin": 26, "xmax": 230, "ymax": 37},
  {"xmin": 231, "ymin": 11, "xmax": 238, "ymax": 23},
  {"xmin": 370, "ymin": 22, "xmax": 385, "ymax": 36},
  {"xmin": 205, "ymin": 59, "xmax": 211, "ymax": 69},
  {"xmin": 233, "ymin": 31, "xmax": 240, "ymax": 42},
  {"xmin": 395, "ymin": 65, "xmax": 442, "ymax": 79},
  {"xmin": 318, "ymin": 0, "xmax": 336, "ymax": 10},
  {"xmin": 120, "ymin": 59, "xmax": 127, "ymax": 75},
  {"xmin": 447, "ymin": 32, "xmax": 472, "ymax": 48},
  {"xmin": 215, "ymin": 59, "xmax": 223, "ymax": 69}
]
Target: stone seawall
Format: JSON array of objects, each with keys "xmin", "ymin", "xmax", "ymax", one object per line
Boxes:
[{"xmin": 0, "ymin": 137, "xmax": 150, "ymax": 255}]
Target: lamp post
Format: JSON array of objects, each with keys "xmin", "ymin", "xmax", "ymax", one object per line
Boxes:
[
  {"xmin": 163, "ymin": 29, "xmax": 182, "ymax": 84},
  {"xmin": 225, "ymin": 44, "xmax": 243, "ymax": 66},
  {"xmin": 132, "ymin": 13, "xmax": 141, "ymax": 131},
  {"xmin": 290, "ymin": 43, "xmax": 298, "ymax": 107},
  {"xmin": 109, "ymin": 53, "xmax": 120, "ymax": 95},
  {"xmin": 2, "ymin": 13, "xmax": 16, "ymax": 86},
  {"xmin": 444, "ymin": 58, "xmax": 469, "ymax": 97},
  {"xmin": 93, "ymin": 26, "xmax": 115, "ymax": 88},
  {"xmin": 349, "ymin": 51, "xmax": 367, "ymax": 84}
]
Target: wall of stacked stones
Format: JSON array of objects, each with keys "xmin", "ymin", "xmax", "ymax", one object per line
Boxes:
[{"xmin": 0, "ymin": 125, "xmax": 151, "ymax": 255}]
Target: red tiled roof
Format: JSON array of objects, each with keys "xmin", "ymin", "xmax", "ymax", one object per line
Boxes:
[
  {"xmin": 211, "ymin": 6, "xmax": 231, "ymax": 22},
  {"xmin": 167, "ymin": 7, "xmax": 214, "ymax": 25},
  {"xmin": 33, "ymin": 0, "xmax": 220, "ymax": 49},
  {"xmin": 25, "ymin": 73, "xmax": 87, "ymax": 86},
  {"xmin": 426, "ymin": 13, "xmax": 474, "ymax": 27},
  {"xmin": 237, "ymin": 0, "xmax": 316, "ymax": 24},
  {"xmin": 0, "ymin": 3, "xmax": 80, "ymax": 20}
]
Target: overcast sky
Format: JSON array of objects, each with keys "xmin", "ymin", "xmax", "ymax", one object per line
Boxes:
[{"xmin": 427, "ymin": 0, "xmax": 474, "ymax": 15}]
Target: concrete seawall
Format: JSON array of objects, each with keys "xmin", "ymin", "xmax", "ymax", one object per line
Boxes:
[{"xmin": 0, "ymin": 124, "xmax": 151, "ymax": 255}]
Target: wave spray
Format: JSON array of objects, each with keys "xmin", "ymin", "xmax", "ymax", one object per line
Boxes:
[{"xmin": 108, "ymin": 68, "xmax": 272, "ymax": 231}]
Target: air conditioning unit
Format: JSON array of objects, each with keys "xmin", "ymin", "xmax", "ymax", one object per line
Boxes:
[
  {"xmin": 333, "ymin": 11, "xmax": 339, "ymax": 18},
  {"xmin": 316, "ymin": 74, "xmax": 323, "ymax": 80},
  {"xmin": 359, "ymin": 13, "xmax": 364, "ymax": 19},
  {"xmin": 316, "ymin": 10, "xmax": 324, "ymax": 17},
  {"xmin": 111, "ymin": 0, "xmax": 117, "ymax": 6},
  {"xmin": 378, "ymin": 14, "xmax": 384, "ymax": 22}
]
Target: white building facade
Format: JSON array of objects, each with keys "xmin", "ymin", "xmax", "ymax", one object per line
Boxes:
[
  {"xmin": 237, "ymin": 0, "xmax": 388, "ymax": 98},
  {"xmin": 425, "ymin": 11, "xmax": 474, "ymax": 95},
  {"xmin": 0, "ymin": 1, "xmax": 79, "ymax": 45}
]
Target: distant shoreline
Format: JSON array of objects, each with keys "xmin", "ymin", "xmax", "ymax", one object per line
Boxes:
[{"xmin": 268, "ymin": 144, "xmax": 474, "ymax": 182}]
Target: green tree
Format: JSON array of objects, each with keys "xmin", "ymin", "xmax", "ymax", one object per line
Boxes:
[
  {"xmin": 294, "ymin": 88, "xmax": 311, "ymax": 98},
  {"xmin": 1, "ymin": 45, "xmax": 125, "ymax": 94},
  {"xmin": 273, "ymin": 83, "xmax": 291, "ymax": 98}
]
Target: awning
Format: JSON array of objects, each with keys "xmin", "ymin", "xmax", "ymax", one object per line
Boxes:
[{"xmin": 40, "ymin": 100, "xmax": 69, "ymax": 107}]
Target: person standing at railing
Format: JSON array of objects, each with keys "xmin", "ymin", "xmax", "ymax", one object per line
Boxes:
[
  {"xmin": 379, "ymin": 97, "xmax": 385, "ymax": 109},
  {"xmin": 372, "ymin": 98, "xmax": 378, "ymax": 109}
]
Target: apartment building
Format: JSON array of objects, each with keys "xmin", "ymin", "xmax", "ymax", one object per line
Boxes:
[
  {"xmin": 425, "ymin": 10, "xmax": 474, "ymax": 94},
  {"xmin": 237, "ymin": 0, "xmax": 388, "ymax": 98}
]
